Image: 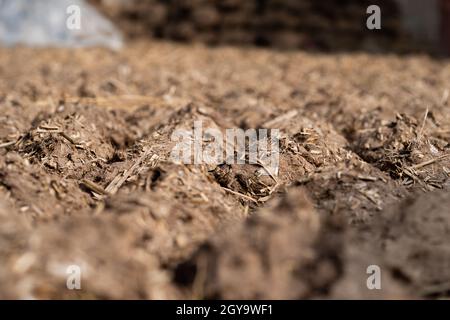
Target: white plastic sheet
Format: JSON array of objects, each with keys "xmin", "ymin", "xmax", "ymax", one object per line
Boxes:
[{"xmin": 0, "ymin": 0, "xmax": 122, "ymax": 49}]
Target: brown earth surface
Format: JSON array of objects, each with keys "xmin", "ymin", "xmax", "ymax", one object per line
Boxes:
[{"xmin": 0, "ymin": 41, "xmax": 449, "ymax": 299}]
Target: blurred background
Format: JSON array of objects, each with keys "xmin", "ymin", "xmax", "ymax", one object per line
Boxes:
[
  {"xmin": 89, "ymin": 0, "xmax": 450, "ymax": 54},
  {"xmin": 0, "ymin": 0, "xmax": 449, "ymax": 54}
]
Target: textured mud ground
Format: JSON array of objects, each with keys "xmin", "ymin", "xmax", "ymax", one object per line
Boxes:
[{"xmin": 0, "ymin": 42, "xmax": 450, "ymax": 299}]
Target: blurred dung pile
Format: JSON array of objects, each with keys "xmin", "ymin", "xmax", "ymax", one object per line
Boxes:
[{"xmin": 91, "ymin": 0, "xmax": 412, "ymax": 52}]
